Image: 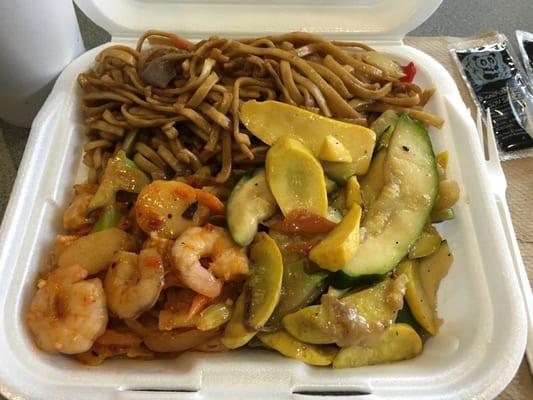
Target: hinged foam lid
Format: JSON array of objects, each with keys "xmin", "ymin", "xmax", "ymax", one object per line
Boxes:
[{"xmin": 74, "ymin": 0, "xmax": 442, "ymax": 41}]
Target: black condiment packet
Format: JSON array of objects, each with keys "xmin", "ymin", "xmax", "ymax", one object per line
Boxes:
[{"xmin": 450, "ymin": 33, "xmax": 533, "ymax": 157}]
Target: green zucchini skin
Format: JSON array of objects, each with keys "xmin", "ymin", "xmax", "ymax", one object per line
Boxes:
[
  {"xmin": 335, "ymin": 114, "xmax": 439, "ymax": 287},
  {"xmin": 329, "ymin": 271, "xmax": 384, "ymax": 289}
]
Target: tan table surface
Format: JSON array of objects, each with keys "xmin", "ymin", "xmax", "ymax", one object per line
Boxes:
[{"xmin": 405, "ymin": 36, "xmax": 533, "ymax": 399}]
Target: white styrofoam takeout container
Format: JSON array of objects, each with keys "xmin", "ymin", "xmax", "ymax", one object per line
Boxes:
[{"xmin": 0, "ymin": 0, "xmax": 527, "ymax": 398}]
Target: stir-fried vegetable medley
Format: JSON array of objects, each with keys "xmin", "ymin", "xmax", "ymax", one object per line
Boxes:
[{"xmin": 26, "ymin": 31, "xmax": 458, "ymax": 368}]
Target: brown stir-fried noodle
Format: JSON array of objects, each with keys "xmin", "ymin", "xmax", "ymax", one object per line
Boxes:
[{"xmin": 78, "ymin": 30, "xmax": 443, "ymax": 185}]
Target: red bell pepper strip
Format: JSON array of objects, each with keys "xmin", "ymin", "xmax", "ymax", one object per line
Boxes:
[{"xmin": 400, "ymin": 62, "xmax": 416, "ymax": 83}]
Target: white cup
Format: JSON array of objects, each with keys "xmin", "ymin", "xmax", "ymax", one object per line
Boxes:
[{"xmin": 0, "ymin": 0, "xmax": 85, "ymax": 127}]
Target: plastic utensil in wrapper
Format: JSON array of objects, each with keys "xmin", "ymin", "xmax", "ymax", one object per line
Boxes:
[{"xmin": 450, "ymin": 32, "xmax": 533, "ymax": 159}]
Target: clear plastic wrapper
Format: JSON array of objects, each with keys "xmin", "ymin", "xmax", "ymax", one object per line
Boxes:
[
  {"xmin": 516, "ymin": 30, "xmax": 533, "ymax": 84},
  {"xmin": 450, "ymin": 32, "xmax": 533, "ymax": 160}
]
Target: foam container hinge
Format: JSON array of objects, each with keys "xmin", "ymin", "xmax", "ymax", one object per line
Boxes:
[{"xmin": 0, "ymin": 0, "xmax": 527, "ymax": 398}]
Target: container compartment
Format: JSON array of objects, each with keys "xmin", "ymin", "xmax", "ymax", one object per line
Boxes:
[{"xmin": 0, "ymin": 37, "xmax": 526, "ymax": 400}]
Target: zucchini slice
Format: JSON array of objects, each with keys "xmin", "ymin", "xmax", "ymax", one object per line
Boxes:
[
  {"xmin": 221, "ymin": 233, "xmax": 283, "ymax": 348},
  {"xmin": 226, "ymin": 169, "xmax": 277, "ymax": 246},
  {"xmin": 360, "ymin": 149, "xmax": 386, "ymax": 211},
  {"xmin": 334, "ymin": 114, "xmax": 439, "ymax": 287},
  {"xmin": 258, "ymin": 330, "xmax": 337, "ymax": 366},
  {"xmin": 332, "ymin": 323, "xmax": 422, "ymax": 368},
  {"xmin": 370, "ymin": 109, "xmax": 399, "ymax": 141}
]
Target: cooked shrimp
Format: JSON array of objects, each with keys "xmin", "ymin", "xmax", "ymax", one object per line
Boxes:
[
  {"xmin": 26, "ymin": 264, "xmax": 108, "ymax": 354},
  {"xmin": 144, "ymin": 234, "xmax": 173, "ymax": 256},
  {"xmin": 171, "ymin": 224, "xmax": 249, "ymax": 298},
  {"xmin": 135, "ymin": 180, "xmax": 225, "ymax": 239},
  {"xmin": 50, "ymin": 234, "xmax": 80, "ymax": 264},
  {"xmin": 63, "ymin": 192, "xmax": 95, "ymax": 231},
  {"xmin": 104, "ymin": 248, "xmax": 164, "ymax": 319},
  {"xmin": 144, "ymin": 233, "xmax": 173, "ymax": 268}
]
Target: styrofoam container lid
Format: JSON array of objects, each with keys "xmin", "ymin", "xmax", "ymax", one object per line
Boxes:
[
  {"xmin": 0, "ymin": 0, "xmax": 527, "ymax": 399},
  {"xmin": 75, "ymin": 0, "xmax": 442, "ymax": 40}
]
